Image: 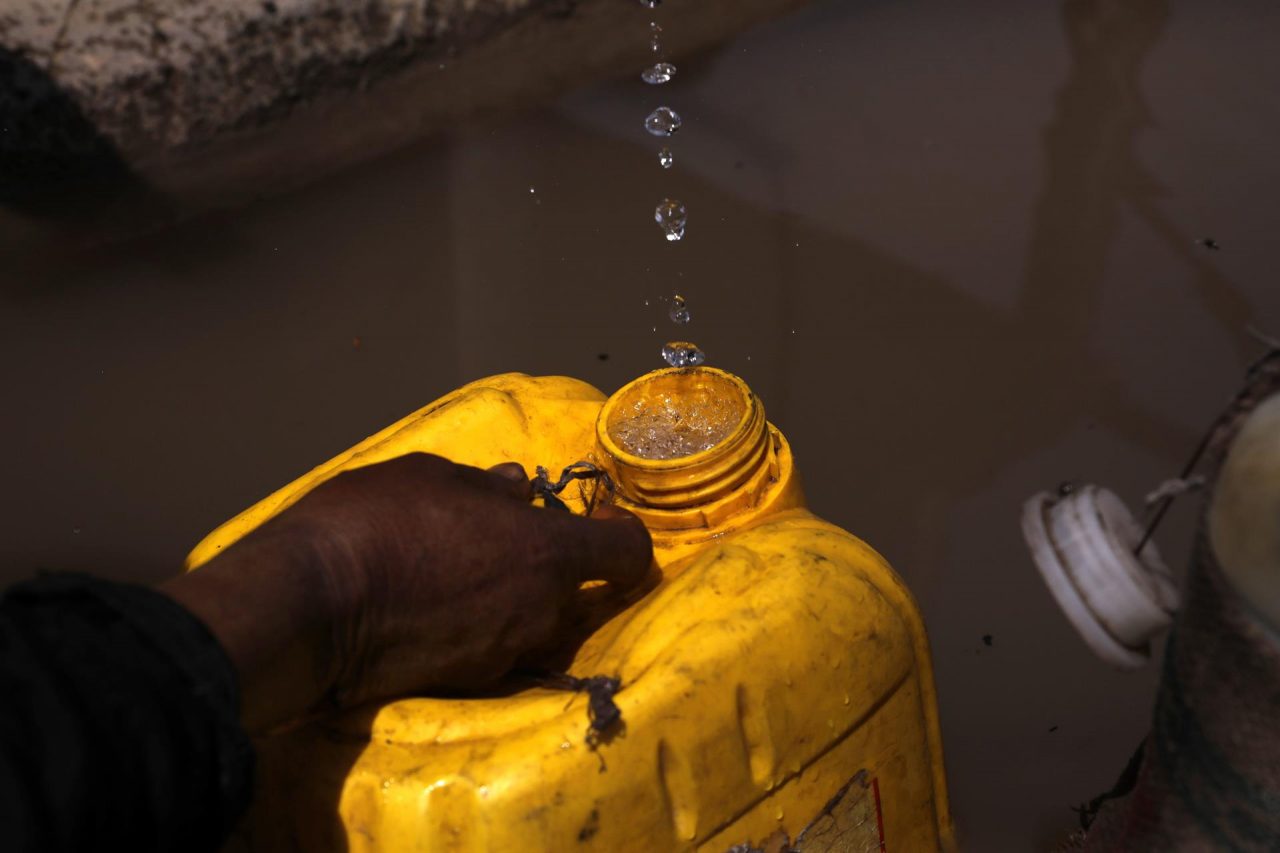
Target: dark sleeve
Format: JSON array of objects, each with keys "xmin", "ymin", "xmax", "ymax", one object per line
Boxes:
[{"xmin": 0, "ymin": 573, "xmax": 254, "ymax": 853}]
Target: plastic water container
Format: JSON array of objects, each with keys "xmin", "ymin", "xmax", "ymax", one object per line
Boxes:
[{"xmin": 189, "ymin": 367, "xmax": 954, "ymax": 851}]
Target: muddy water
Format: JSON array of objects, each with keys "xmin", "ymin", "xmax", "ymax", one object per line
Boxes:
[{"xmin": 3, "ymin": 0, "xmax": 1280, "ymax": 848}]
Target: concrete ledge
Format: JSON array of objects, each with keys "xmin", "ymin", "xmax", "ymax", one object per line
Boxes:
[{"xmin": 0, "ymin": 0, "xmax": 808, "ymax": 227}]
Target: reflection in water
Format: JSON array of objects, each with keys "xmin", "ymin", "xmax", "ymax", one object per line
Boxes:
[
  {"xmin": 1021, "ymin": 0, "xmax": 1170, "ymax": 335},
  {"xmin": 1022, "ymin": 0, "xmax": 1250, "ymax": 351},
  {"xmin": 790, "ymin": 0, "xmax": 1202, "ymax": 545}
]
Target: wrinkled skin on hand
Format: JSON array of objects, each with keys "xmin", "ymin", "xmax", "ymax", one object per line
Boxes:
[{"xmin": 164, "ymin": 454, "xmax": 654, "ymax": 733}]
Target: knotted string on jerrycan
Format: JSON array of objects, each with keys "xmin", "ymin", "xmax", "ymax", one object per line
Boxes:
[{"xmin": 187, "ymin": 366, "xmax": 955, "ymax": 853}]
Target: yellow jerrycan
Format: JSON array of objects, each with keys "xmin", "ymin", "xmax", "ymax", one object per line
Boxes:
[{"xmin": 189, "ymin": 367, "xmax": 955, "ymax": 852}]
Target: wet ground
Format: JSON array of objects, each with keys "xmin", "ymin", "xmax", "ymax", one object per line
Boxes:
[{"xmin": 3, "ymin": 0, "xmax": 1280, "ymax": 848}]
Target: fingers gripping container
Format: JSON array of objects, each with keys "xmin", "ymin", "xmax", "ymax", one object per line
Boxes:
[{"xmin": 189, "ymin": 368, "xmax": 955, "ymax": 852}]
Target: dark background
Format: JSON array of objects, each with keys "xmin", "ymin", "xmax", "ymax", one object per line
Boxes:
[{"xmin": 3, "ymin": 0, "xmax": 1278, "ymax": 847}]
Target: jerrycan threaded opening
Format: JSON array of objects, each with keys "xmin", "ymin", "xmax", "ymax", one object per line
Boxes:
[{"xmin": 596, "ymin": 367, "xmax": 774, "ymax": 517}]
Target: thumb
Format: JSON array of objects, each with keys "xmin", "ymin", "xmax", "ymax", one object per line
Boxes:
[{"xmin": 550, "ymin": 504, "xmax": 654, "ymax": 591}]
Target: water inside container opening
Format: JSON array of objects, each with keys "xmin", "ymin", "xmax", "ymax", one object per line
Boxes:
[{"xmin": 607, "ymin": 377, "xmax": 746, "ymax": 460}]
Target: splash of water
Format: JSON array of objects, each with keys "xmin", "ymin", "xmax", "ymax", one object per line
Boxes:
[
  {"xmin": 610, "ymin": 390, "xmax": 736, "ymax": 460},
  {"xmin": 661, "ymin": 340, "xmax": 705, "ymax": 368}
]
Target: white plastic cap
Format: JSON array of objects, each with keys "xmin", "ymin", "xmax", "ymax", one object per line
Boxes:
[{"xmin": 1022, "ymin": 485, "xmax": 1179, "ymax": 668}]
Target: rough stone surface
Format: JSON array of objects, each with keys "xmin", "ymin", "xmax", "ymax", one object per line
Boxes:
[{"xmin": 44, "ymin": 0, "xmax": 533, "ymax": 154}]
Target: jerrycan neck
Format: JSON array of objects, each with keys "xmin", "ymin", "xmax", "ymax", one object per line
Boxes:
[{"xmin": 595, "ymin": 366, "xmax": 796, "ymax": 532}]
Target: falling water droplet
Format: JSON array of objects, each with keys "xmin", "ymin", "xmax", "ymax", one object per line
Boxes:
[
  {"xmin": 658, "ymin": 146, "xmax": 673, "ymax": 168},
  {"xmin": 669, "ymin": 293, "xmax": 691, "ymax": 324},
  {"xmin": 662, "ymin": 341, "xmax": 706, "ymax": 368},
  {"xmin": 637, "ymin": 0, "xmax": 660, "ymax": 7},
  {"xmin": 650, "ymin": 34, "xmax": 662, "ymax": 53},
  {"xmin": 641, "ymin": 62, "xmax": 676, "ymax": 84},
  {"xmin": 654, "ymin": 198, "xmax": 687, "ymax": 241},
  {"xmin": 644, "ymin": 106, "xmax": 681, "ymax": 137}
]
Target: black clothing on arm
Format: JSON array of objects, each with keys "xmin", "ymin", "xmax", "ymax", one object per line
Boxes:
[{"xmin": 0, "ymin": 573, "xmax": 253, "ymax": 852}]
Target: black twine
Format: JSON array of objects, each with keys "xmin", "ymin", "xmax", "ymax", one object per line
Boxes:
[
  {"xmin": 531, "ymin": 461, "xmax": 615, "ymax": 514},
  {"xmin": 533, "ymin": 671, "xmax": 623, "ymax": 746}
]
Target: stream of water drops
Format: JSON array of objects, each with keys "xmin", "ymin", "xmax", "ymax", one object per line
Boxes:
[{"xmin": 639, "ymin": 7, "xmax": 702, "ymax": 368}]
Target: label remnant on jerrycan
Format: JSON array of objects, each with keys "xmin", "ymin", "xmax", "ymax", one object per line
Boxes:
[
  {"xmin": 725, "ymin": 771, "xmax": 884, "ymax": 852},
  {"xmin": 188, "ymin": 368, "xmax": 955, "ymax": 852}
]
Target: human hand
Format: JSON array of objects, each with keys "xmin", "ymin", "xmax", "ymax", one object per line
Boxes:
[{"xmin": 163, "ymin": 453, "xmax": 653, "ymax": 733}]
